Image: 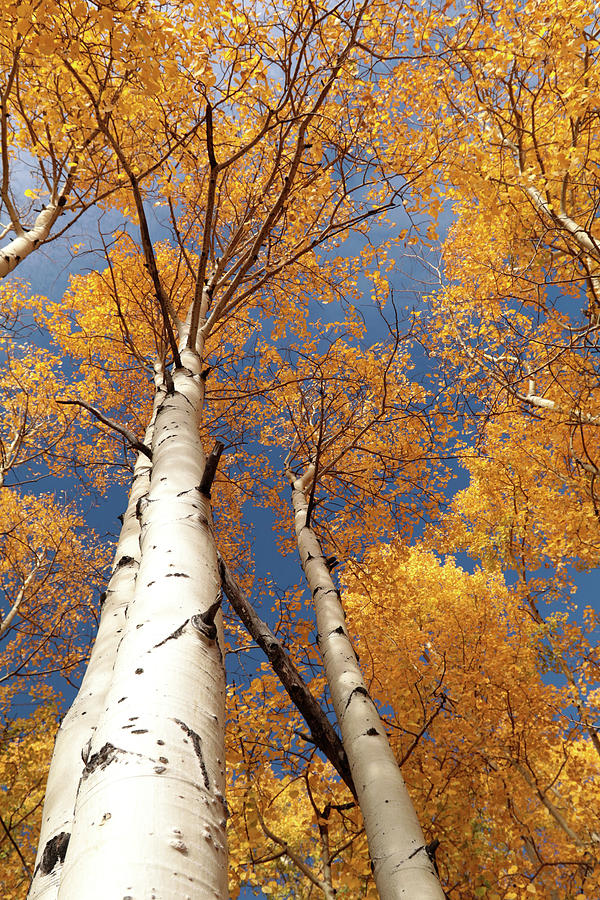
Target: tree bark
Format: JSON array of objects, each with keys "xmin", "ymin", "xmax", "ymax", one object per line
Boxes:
[
  {"xmin": 30, "ymin": 352, "xmax": 229, "ymax": 900},
  {"xmin": 288, "ymin": 467, "xmax": 445, "ymax": 900},
  {"xmin": 29, "ymin": 389, "xmax": 160, "ymax": 900}
]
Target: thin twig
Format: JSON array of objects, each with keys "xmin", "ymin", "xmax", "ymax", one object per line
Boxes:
[{"xmin": 0, "ymin": 812, "xmax": 32, "ymax": 878}]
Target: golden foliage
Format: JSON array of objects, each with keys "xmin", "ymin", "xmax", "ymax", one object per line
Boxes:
[{"xmin": 0, "ymin": 701, "xmax": 60, "ymax": 899}]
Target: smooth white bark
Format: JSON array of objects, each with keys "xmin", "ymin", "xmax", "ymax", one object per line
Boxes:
[
  {"xmin": 290, "ymin": 471, "xmax": 445, "ymax": 900},
  {"xmin": 524, "ymin": 182, "xmax": 600, "ymax": 257},
  {"xmin": 29, "ymin": 404, "xmax": 158, "ymax": 900},
  {"xmin": 501, "ymin": 133, "xmax": 600, "ymax": 261},
  {"xmin": 55, "ymin": 352, "xmax": 227, "ymax": 899},
  {"xmin": 0, "ymin": 203, "xmax": 66, "ymax": 278}
]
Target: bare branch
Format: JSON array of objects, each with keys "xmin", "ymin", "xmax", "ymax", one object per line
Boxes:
[
  {"xmin": 56, "ymin": 398, "xmax": 152, "ymax": 459},
  {"xmin": 218, "ymin": 553, "xmax": 355, "ymax": 796},
  {"xmin": 187, "ymin": 102, "xmax": 221, "ymax": 351},
  {"xmin": 198, "ymin": 440, "xmax": 224, "ymax": 497}
]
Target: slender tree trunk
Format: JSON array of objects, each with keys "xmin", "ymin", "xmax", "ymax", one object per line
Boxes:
[
  {"xmin": 288, "ymin": 468, "xmax": 445, "ymax": 900},
  {"xmin": 30, "ymin": 352, "xmax": 229, "ymax": 899}
]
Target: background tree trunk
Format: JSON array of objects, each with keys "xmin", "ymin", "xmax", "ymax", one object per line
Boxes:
[{"xmin": 289, "ymin": 467, "xmax": 445, "ymax": 900}]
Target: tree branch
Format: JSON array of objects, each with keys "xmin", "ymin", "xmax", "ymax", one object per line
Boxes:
[
  {"xmin": 197, "ymin": 440, "xmax": 224, "ymax": 497},
  {"xmin": 187, "ymin": 101, "xmax": 221, "ymax": 351},
  {"xmin": 56, "ymin": 398, "xmax": 153, "ymax": 459},
  {"xmin": 0, "ymin": 812, "xmax": 32, "ymax": 878},
  {"xmin": 60, "ymin": 59, "xmax": 182, "ymax": 368},
  {"xmin": 254, "ymin": 805, "xmax": 335, "ymax": 898},
  {"xmin": 218, "ymin": 553, "xmax": 355, "ymax": 797}
]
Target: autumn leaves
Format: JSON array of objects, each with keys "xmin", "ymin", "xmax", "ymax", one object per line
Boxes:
[{"xmin": 1, "ymin": 0, "xmax": 600, "ymax": 897}]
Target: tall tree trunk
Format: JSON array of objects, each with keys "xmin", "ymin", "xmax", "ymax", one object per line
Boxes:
[
  {"xmin": 30, "ymin": 352, "xmax": 229, "ymax": 899},
  {"xmin": 288, "ymin": 467, "xmax": 446, "ymax": 900},
  {"xmin": 29, "ymin": 383, "xmax": 162, "ymax": 899}
]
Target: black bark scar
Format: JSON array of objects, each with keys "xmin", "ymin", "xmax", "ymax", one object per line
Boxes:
[
  {"xmin": 344, "ymin": 685, "xmax": 369, "ymax": 713},
  {"xmin": 154, "ymin": 619, "xmax": 189, "ymax": 648},
  {"xmin": 82, "ymin": 742, "xmax": 145, "ymax": 782},
  {"xmin": 173, "ymin": 719, "xmax": 210, "ymax": 789},
  {"xmin": 37, "ymin": 831, "xmax": 70, "ymax": 875},
  {"xmin": 191, "ymin": 594, "xmax": 222, "ymax": 641},
  {"xmin": 82, "ymin": 742, "xmax": 121, "ymax": 778}
]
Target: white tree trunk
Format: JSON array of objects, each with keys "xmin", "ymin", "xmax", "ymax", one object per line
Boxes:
[
  {"xmin": 30, "ymin": 352, "xmax": 228, "ymax": 900},
  {"xmin": 289, "ymin": 471, "xmax": 446, "ymax": 900},
  {"xmin": 29, "ymin": 408, "xmax": 157, "ymax": 899}
]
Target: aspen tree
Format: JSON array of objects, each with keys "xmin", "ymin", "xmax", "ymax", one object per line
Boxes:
[
  {"xmin": 341, "ymin": 544, "xmax": 600, "ymax": 897},
  {"xmin": 287, "ymin": 461, "xmax": 444, "ymax": 899},
  {"xmin": 390, "ymin": 0, "xmax": 600, "ymax": 760},
  {"xmin": 217, "ymin": 4, "xmax": 600, "ymax": 892},
  {"xmin": 372, "ymin": 4, "xmax": 600, "ymax": 890},
  {"xmin": 0, "ymin": 0, "xmax": 194, "ymax": 276}
]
